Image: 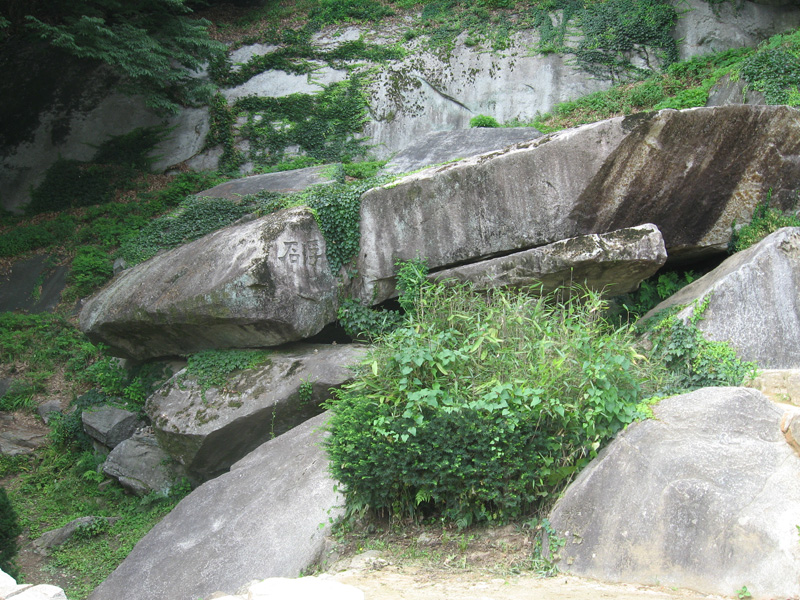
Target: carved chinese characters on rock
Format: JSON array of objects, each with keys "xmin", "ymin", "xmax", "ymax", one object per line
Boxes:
[{"xmin": 276, "ymin": 238, "xmax": 326, "ymax": 271}]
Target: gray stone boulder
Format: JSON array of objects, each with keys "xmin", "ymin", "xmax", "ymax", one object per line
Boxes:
[
  {"xmin": 81, "ymin": 406, "xmax": 142, "ymax": 450},
  {"xmin": 147, "ymin": 343, "xmax": 366, "ymax": 482},
  {"xmin": 674, "ymin": 0, "xmax": 800, "ymax": 60},
  {"xmin": 80, "ymin": 207, "xmax": 337, "ymax": 360},
  {"xmin": 644, "ymin": 227, "xmax": 800, "ymax": 369},
  {"xmin": 355, "ymin": 105, "xmax": 800, "ymax": 304},
  {"xmin": 431, "ymin": 224, "xmax": 666, "ymax": 296},
  {"xmin": 549, "ymin": 387, "xmax": 800, "ymax": 600},
  {"xmin": 196, "ymin": 165, "xmax": 337, "ymax": 200},
  {"xmin": 88, "ymin": 412, "xmax": 344, "ymax": 600},
  {"xmin": 381, "ymin": 128, "xmax": 542, "ymax": 176},
  {"xmin": 0, "ymin": 568, "xmax": 66, "ymax": 600},
  {"xmin": 102, "ymin": 431, "xmax": 186, "ymax": 496},
  {"xmin": 33, "ymin": 516, "xmax": 118, "ymax": 553}
]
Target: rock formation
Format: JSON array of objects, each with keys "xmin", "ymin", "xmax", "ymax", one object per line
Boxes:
[
  {"xmin": 80, "ymin": 207, "xmax": 338, "ymax": 360},
  {"xmin": 644, "ymin": 227, "xmax": 800, "ymax": 369},
  {"xmin": 549, "ymin": 386, "xmax": 800, "ymax": 600},
  {"xmin": 88, "ymin": 412, "xmax": 343, "ymax": 600},
  {"xmin": 430, "ymin": 224, "xmax": 667, "ymax": 295},
  {"xmin": 355, "ymin": 105, "xmax": 800, "ymax": 304},
  {"xmin": 147, "ymin": 343, "xmax": 367, "ymax": 482}
]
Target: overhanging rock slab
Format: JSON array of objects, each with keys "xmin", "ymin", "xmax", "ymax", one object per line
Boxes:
[
  {"xmin": 355, "ymin": 105, "xmax": 800, "ymax": 304},
  {"xmin": 80, "ymin": 207, "xmax": 337, "ymax": 360},
  {"xmin": 431, "ymin": 224, "xmax": 666, "ymax": 295}
]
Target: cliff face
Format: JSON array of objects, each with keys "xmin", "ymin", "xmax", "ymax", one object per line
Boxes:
[{"xmin": 3, "ymin": 0, "xmax": 800, "ymax": 213}]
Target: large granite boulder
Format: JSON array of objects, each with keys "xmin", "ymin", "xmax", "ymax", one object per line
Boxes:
[
  {"xmin": 431, "ymin": 224, "xmax": 666, "ymax": 296},
  {"xmin": 196, "ymin": 165, "xmax": 337, "ymax": 200},
  {"xmin": 88, "ymin": 412, "xmax": 343, "ymax": 600},
  {"xmin": 80, "ymin": 207, "xmax": 337, "ymax": 360},
  {"xmin": 355, "ymin": 105, "xmax": 800, "ymax": 304},
  {"xmin": 644, "ymin": 227, "xmax": 800, "ymax": 369},
  {"xmin": 380, "ymin": 128, "xmax": 543, "ymax": 176},
  {"xmin": 147, "ymin": 343, "xmax": 367, "ymax": 482},
  {"xmin": 549, "ymin": 387, "xmax": 800, "ymax": 600}
]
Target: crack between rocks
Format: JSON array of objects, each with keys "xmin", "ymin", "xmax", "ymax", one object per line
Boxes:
[{"xmin": 414, "ymin": 75, "xmax": 473, "ymax": 113}]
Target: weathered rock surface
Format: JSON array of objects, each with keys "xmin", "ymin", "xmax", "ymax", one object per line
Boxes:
[
  {"xmin": 196, "ymin": 165, "xmax": 337, "ymax": 200},
  {"xmin": 81, "ymin": 406, "xmax": 142, "ymax": 450},
  {"xmin": 33, "ymin": 516, "xmax": 118, "ymax": 553},
  {"xmin": 80, "ymin": 207, "xmax": 337, "ymax": 360},
  {"xmin": 102, "ymin": 431, "xmax": 186, "ymax": 496},
  {"xmin": 355, "ymin": 105, "xmax": 800, "ymax": 304},
  {"xmin": 1, "ymin": 568, "xmax": 67, "ymax": 599},
  {"xmin": 209, "ymin": 576, "xmax": 364, "ymax": 600},
  {"xmin": 0, "ymin": 254, "xmax": 67, "ymax": 314},
  {"xmin": 431, "ymin": 224, "xmax": 666, "ymax": 296},
  {"xmin": 148, "ymin": 343, "xmax": 366, "ymax": 482},
  {"xmin": 705, "ymin": 74, "xmax": 766, "ymax": 107},
  {"xmin": 381, "ymin": 128, "xmax": 543, "ymax": 175},
  {"xmin": 0, "ymin": 413, "xmax": 48, "ymax": 456},
  {"xmin": 644, "ymin": 227, "xmax": 800, "ymax": 369},
  {"xmin": 780, "ymin": 408, "xmax": 800, "ymax": 456},
  {"xmin": 674, "ymin": 0, "xmax": 800, "ymax": 60},
  {"xmin": 89, "ymin": 412, "xmax": 343, "ymax": 600},
  {"xmin": 746, "ymin": 369, "xmax": 800, "ymax": 406},
  {"xmin": 549, "ymin": 387, "xmax": 800, "ymax": 600}
]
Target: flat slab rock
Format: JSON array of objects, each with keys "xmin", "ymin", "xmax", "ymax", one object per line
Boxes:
[
  {"xmin": 79, "ymin": 207, "xmax": 337, "ymax": 360},
  {"xmin": 431, "ymin": 224, "xmax": 666, "ymax": 296},
  {"xmin": 549, "ymin": 387, "xmax": 800, "ymax": 600},
  {"xmin": 147, "ymin": 343, "xmax": 367, "ymax": 482},
  {"xmin": 355, "ymin": 105, "xmax": 800, "ymax": 304},
  {"xmin": 88, "ymin": 412, "xmax": 344, "ymax": 600},
  {"xmin": 645, "ymin": 227, "xmax": 800, "ymax": 369},
  {"xmin": 196, "ymin": 165, "xmax": 337, "ymax": 200},
  {"xmin": 380, "ymin": 128, "xmax": 543, "ymax": 176}
]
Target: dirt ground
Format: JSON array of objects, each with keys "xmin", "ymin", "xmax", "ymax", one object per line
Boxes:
[
  {"xmin": 323, "ymin": 523, "xmax": 729, "ymax": 600},
  {"xmin": 333, "ymin": 568, "xmax": 724, "ymax": 600}
]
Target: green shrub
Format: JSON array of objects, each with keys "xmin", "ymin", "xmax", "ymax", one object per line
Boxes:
[
  {"xmin": 0, "ymin": 215, "xmax": 75, "ymax": 257},
  {"xmin": 0, "ymin": 486, "xmax": 21, "ymax": 577},
  {"xmin": 70, "ymin": 246, "xmax": 114, "ymax": 298},
  {"xmin": 28, "ymin": 159, "xmax": 117, "ymax": 214},
  {"xmin": 644, "ymin": 298, "xmax": 758, "ymax": 393},
  {"xmin": 337, "ymin": 299, "xmax": 404, "ymax": 342},
  {"xmin": 729, "ymin": 191, "xmax": 800, "ymax": 253},
  {"xmin": 326, "ymin": 283, "xmax": 662, "ymax": 526},
  {"xmin": 614, "ymin": 270, "xmax": 696, "ymax": 321},
  {"xmin": 342, "ymin": 161, "xmax": 387, "ymax": 180},
  {"xmin": 117, "ymin": 196, "xmax": 252, "ymax": 265},
  {"xmin": 469, "ymin": 114, "xmax": 500, "ymax": 128}
]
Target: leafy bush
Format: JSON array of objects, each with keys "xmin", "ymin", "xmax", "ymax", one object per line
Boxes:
[
  {"xmin": 343, "ymin": 161, "xmax": 387, "ymax": 180},
  {"xmin": 28, "ymin": 159, "xmax": 117, "ymax": 214},
  {"xmin": 70, "ymin": 246, "xmax": 114, "ymax": 298},
  {"xmin": 614, "ymin": 270, "xmax": 696, "ymax": 320},
  {"xmin": 326, "ymin": 283, "xmax": 662, "ymax": 526},
  {"xmin": 470, "ymin": 114, "xmax": 500, "ymax": 128},
  {"xmin": 0, "ymin": 486, "xmax": 21, "ymax": 577},
  {"xmin": 0, "ymin": 215, "xmax": 75, "ymax": 257},
  {"xmin": 740, "ymin": 45, "xmax": 800, "ymax": 105},
  {"xmin": 644, "ymin": 298, "xmax": 758, "ymax": 393},
  {"xmin": 338, "ymin": 299, "xmax": 404, "ymax": 342},
  {"xmin": 729, "ymin": 191, "xmax": 800, "ymax": 253}
]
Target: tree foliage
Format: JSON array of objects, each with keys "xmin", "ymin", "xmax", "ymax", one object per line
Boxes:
[{"xmin": 2, "ymin": 0, "xmax": 224, "ymax": 113}]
